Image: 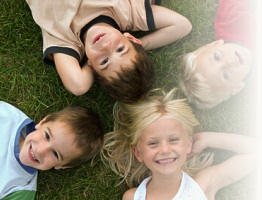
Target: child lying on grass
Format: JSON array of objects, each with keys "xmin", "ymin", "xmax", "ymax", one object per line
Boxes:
[
  {"xmin": 102, "ymin": 88, "xmax": 256, "ymax": 199},
  {"xmin": 26, "ymin": 0, "xmax": 192, "ymax": 103},
  {"xmin": 0, "ymin": 101, "xmax": 104, "ymax": 200},
  {"xmin": 179, "ymin": 0, "xmax": 256, "ymax": 109}
]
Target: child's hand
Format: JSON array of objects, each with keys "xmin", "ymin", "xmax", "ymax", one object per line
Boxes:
[{"xmin": 188, "ymin": 132, "xmax": 207, "ymax": 157}]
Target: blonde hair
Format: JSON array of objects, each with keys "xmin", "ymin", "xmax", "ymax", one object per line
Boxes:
[
  {"xmin": 101, "ymin": 88, "xmax": 212, "ymax": 187},
  {"xmin": 179, "ymin": 52, "xmax": 219, "ymax": 109}
]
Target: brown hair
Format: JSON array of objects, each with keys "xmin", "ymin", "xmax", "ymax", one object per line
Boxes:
[
  {"xmin": 44, "ymin": 106, "xmax": 104, "ymax": 167},
  {"xmin": 94, "ymin": 41, "xmax": 155, "ymax": 103}
]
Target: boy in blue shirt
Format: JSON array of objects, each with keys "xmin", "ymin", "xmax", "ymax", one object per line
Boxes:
[{"xmin": 0, "ymin": 101, "xmax": 104, "ymax": 200}]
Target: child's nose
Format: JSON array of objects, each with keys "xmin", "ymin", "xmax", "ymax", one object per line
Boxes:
[
  {"xmin": 225, "ymin": 54, "xmax": 238, "ymax": 66},
  {"xmin": 37, "ymin": 142, "xmax": 50, "ymax": 155},
  {"xmin": 160, "ymin": 143, "xmax": 171, "ymax": 153},
  {"xmin": 226, "ymin": 57, "xmax": 235, "ymax": 65},
  {"xmin": 100, "ymin": 41, "xmax": 111, "ymax": 51}
]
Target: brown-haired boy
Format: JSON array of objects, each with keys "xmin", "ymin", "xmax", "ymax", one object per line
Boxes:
[
  {"xmin": 0, "ymin": 101, "xmax": 104, "ymax": 200},
  {"xmin": 26, "ymin": 0, "xmax": 192, "ymax": 103}
]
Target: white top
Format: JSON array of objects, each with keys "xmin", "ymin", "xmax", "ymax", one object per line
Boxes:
[
  {"xmin": 0, "ymin": 101, "xmax": 37, "ymax": 199},
  {"xmin": 134, "ymin": 171, "xmax": 207, "ymax": 200}
]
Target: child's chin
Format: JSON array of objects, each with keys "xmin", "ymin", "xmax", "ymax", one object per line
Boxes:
[
  {"xmin": 20, "ymin": 159, "xmax": 32, "ymax": 168},
  {"xmin": 19, "ymin": 154, "xmax": 33, "ymax": 168}
]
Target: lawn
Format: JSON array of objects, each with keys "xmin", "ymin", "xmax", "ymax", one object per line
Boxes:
[{"xmin": 0, "ymin": 0, "xmax": 258, "ymax": 199}]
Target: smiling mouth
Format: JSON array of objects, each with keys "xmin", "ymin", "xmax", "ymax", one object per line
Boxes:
[
  {"xmin": 93, "ymin": 33, "xmax": 106, "ymax": 44},
  {"xmin": 235, "ymin": 51, "xmax": 243, "ymax": 64},
  {"xmin": 29, "ymin": 145, "xmax": 39, "ymax": 163},
  {"xmin": 156, "ymin": 158, "xmax": 176, "ymax": 164}
]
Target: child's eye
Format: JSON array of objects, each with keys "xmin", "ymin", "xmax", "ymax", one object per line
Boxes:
[
  {"xmin": 52, "ymin": 150, "xmax": 59, "ymax": 159},
  {"xmin": 45, "ymin": 132, "xmax": 50, "ymax": 141},
  {"xmin": 100, "ymin": 58, "xmax": 109, "ymax": 65},
  {"xmin": 148, "ymin": 141, "xmax": 158, "ymax": 146},
  {"xmin": 214, "ymin": 52, "xmax": 220, "ymax": 61},
  {"xmin": 116, "ymin": 46, "xmax": 124, "ymax": 53},
  {"xmin": 170, "ymin": 138, "xmax": 179, "ymax": 143}
]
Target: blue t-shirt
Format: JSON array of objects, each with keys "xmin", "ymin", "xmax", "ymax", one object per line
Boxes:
[{"xmin": 0, "ymin": 101, "xmax": 37, "ymax": 199}]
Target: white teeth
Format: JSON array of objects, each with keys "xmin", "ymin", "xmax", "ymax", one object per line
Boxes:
[
  {"xmin": 30, "ymin": 148, "xmax": 37, "ymax": 160},
  {"xmin": 157, "ymin": 158, "xmax": 174, "ymax": 164}
]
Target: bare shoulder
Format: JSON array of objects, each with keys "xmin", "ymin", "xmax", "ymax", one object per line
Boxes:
[{"xmin": 122, "ymin": 188, "xmax": 137, "ymax": 200}]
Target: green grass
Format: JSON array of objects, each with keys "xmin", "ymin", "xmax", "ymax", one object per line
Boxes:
[{"xmin": 0, "ymin": 0, "xmax": 258, "ymax": 199}]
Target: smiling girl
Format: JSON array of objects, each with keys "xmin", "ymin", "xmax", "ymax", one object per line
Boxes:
[{"xmin": 102, "ymin": 88, "xmax": 256, "ymax": 200}]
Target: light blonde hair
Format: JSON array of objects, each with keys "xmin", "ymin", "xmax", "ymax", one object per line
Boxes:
[
  {"xmin": 179, "ymin": 52, "xmax": 219, "ymax": 109},
  {"xmin": 101, "ymin": 88, "xmax": 212, "ymax": 187}
]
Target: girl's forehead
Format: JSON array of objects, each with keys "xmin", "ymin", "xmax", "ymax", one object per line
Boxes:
[{"xmin": 138, "ymin": 117, "xmax": 186, "ymax": 138}]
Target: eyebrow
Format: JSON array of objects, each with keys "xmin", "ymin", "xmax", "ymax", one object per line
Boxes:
[
  {"xmin": 47, "ymin": 127, "xmax": 64, "ymax": 161},
  {"xmin": 147, "ymin": 133, "xmax": 180, "ymax": 140},
  {"xmin": 101, "ymin": 46, "xmax": 130, "ymax": 71}
]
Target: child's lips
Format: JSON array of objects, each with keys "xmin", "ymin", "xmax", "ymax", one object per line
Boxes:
[
  {"xmin": 28, "ymin": 145, "xmax": 39, "ymax": 163},
  {"xmin": 93, "ymin": 33, "xmax": 106, "ymax": 44}
]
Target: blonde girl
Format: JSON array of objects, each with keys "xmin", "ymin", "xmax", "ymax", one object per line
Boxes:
[{"xmin": 102, "ymin": 88, "xmax": 256, "ymax": 200}]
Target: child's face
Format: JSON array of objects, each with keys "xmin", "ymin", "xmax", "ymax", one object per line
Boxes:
[
  {"xmin": 84, "ymin": 24, "xmax": 141, "ymax": 79},
  {"xmin": 19, "ymin": 120, "xmax": 82, "ymax": 170},
  {"xmin": 133, "ymin": 117, "xmax": 192, "ymax": 176},
  {"xmin": 194, "ymin": 40, "xmax": 253, "ymax": 100}
]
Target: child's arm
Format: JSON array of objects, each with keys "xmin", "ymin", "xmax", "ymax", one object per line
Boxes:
[
  {"xmin": 193, "ymin": 132, "xmax": 257, "ymax": 199},
  {"xmin": 139, "ymin": 5, "xmax": 192, "ymax": 50},
  {"xmin": 54, "ymin": 53, "xmax": 94, "ymax": 95},
  {"xmin": 190, "ymin": 132, "xmax": 255, "ymax": 156}
]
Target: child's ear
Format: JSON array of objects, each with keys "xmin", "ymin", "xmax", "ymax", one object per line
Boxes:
[
  {"xmin": 207, "ymin": 39, "xmax": 224, "ymax": 46},
  {"xmin": 187, "ymin": 136, "xmax": 193, "ymax": 155},
  {"xmin": 87, "ymin": 60, "xmax": 92, "ymax": 67},
  {"xmin": 123, "ymin": 32, "xmax": 142, "ymax": 45},
  {"xmin": 132, "ymin": 146, "xmax": 143, "ymax": 162},
  {"xmin": 35, "ymin": 115, "xmax": 50, "ymax": 129},
  {"xmin": 232, "ymin": 81, "xmax": 245, "ymax": 96}
]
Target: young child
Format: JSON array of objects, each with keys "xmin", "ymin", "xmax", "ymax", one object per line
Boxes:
[
  {"xmin": 0, "ymin": 101, "xmax": 104, "ymax": 200},
  {"xmin": 102, "ymin": 88, "xmax": 256, "ymax": 200},
  {"xmin": 179, "ymin": 0, "xmax": 256, "ymax": 109},
  {"xmin": 25, "ymin": 0, "xmax": 192, "ymax": 103}
]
